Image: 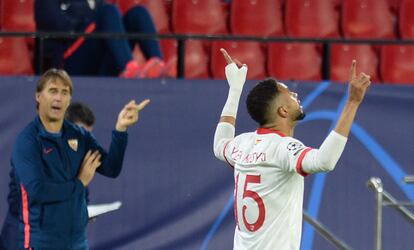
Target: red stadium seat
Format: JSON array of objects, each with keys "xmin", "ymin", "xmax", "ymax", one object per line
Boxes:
[
  {"xmin": 330, "ymin": 44, "xmax": 378, "ymax": 82},
  {"xmin": 183, "ymin": 40, "xmax": 210, "ymax": 79},
  {"xmin": 171, "ymin": 0, "xmax": 228, "ymax": 78},
  {"xmin": 160, "ymin": 39, "xmax": 177, "ymax": 64},
  {"xmin": 380, "ymin": 45, "xmax": 414, "ymax": 84},
  {"xmin": 399, "ymin": 0, "xmax": 414, "ymax": 39},
  {"xmin": 387, "ymin": 0, "xmax": 402, "ymax": 13},
  {"xmin": 1, "ymin": 0, "xmax": 35, "ymax": 49},
  {"xmin": 285, "ymin": 0, "xmax": 340, "ymax": 38},
  {"xmin": 141, "ymin": 0, "xmax": 170, "ymax": 34},
  {"xmin": 211, "ymin": 41, "xmax": 266, "ymax": 80},
  {"xmin": 157, "ymin": 39, "xmax": 209, "ymax": 79},
  {"xmin": 2, "ymin": 0, "xmax": 35, "ymax": 32},
  {"xmin": 116, "ymin": 0, "xmax": 170, "ymax": 34},
  {"xmin": 0, "ymin": 0, "xmax": 2, "ymax": 29},
  {"xmin": 0, "ymin": 37, "xmax": 33, "ymax": 75},
  {"xmin": 342, "ymin": 0, "xmax": 395, "ymax": 39},
  {"xmin": 230, "ymin": 0, "xmax": 284, "ymax": 36},
  {"xmin": 267, "ymin": 43, "xmax": 322, "ymax": 81},
  {"xmin": 172, "ymin": 0, "xmax": 227, "ymax": 34}
]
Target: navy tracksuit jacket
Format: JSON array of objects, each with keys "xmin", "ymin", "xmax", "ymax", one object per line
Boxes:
[{"xmin": 12, "ymin": 116, "xmax": 128, "ymax": 249}]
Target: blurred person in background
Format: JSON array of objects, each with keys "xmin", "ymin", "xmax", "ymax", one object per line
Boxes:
[
  {"xmin": 66, "ymin": 102, "xmax": 95, "ymax": 132},
  {"xmin": 0, "ymin": 102, "xmax": 96, "ymax": 250},
  {"xmin": 35, "ymin": 0, "xmax": 171, "ymax": 78}
]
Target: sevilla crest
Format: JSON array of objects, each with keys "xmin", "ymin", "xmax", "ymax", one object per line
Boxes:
[{"xmin": 68, "ymin": 139, "xmax": 78, "ymax": 152}]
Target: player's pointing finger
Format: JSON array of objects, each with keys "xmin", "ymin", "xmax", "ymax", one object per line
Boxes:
[
  {"xmin": 349, "ymin": 59, "xmax": 357, "ymax": 80},
  {"xmin": 220, "ymin": 48, "xmax": 233, "ymax": 65}
]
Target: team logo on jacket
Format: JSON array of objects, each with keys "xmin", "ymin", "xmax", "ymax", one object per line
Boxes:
[{"xmin": 68, "ymin": 139, "xmax": 78, "ymax": 152}]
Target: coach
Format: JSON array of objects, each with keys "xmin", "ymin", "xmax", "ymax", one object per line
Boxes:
[{"xmin": 11, "ymin": 68, "xmax": 149, "ymax": 249}]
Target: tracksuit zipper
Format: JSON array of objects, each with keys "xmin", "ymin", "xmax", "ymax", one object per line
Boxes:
[
  {"xmin": 56, "ymin": 137, "xmax": 74, "ymax": 247},
  {"xmin": 63, "ymin": 139, "xmax": 74, "ymax": 246}
]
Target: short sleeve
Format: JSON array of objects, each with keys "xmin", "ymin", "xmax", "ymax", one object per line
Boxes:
[{"xmin": 274, "ymin": 137, "xmax": 313, "ymax": 176}]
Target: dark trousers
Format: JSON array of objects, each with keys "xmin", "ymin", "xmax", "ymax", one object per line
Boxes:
[
  {"xmin": 0, "ymin": 211, "xmax": 19, "ymax": 250},
  {"xmin": 0, "ymin": 212, "xmax": 88, "ymax": 250},
  {"xmin": 65, "ymin": 4, "xmax": 162, "ymax": 76}
]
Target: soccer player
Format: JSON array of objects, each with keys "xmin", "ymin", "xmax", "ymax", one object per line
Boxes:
[
  {"xmin": 10, "ymin": 68, "xmax": 149, "ymax": 250},
  {"xmin": 213, "ymin": 49, "xmax": 370, "ymax": 249}
]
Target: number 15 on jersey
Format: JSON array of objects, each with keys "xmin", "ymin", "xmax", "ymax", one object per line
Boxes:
[{"xmin": 235, "ymin": 173, "xmax": 266, "ymax": 232}]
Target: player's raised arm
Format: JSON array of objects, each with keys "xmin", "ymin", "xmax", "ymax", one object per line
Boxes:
[
  {"xmin": 301, "ymin": 60, "xmax": 371, "ymax": 174},
  {"xmin": 218, "ymin": 48, "xmax": 248, "ymax": 125},
  {"xmin": 213, "ymin": 49, "xmax": 248, "ymax": 161},
  {"xmin": 334, "ymin": 60, "xmax": 371, "ymax": 137}
]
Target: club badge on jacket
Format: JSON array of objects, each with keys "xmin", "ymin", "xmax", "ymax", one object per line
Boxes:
[{"xmin": 68, "ymin": 139, "xmax": 78, "ymax": 152}]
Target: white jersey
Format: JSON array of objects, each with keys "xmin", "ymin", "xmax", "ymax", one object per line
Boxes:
[{"xmin": 217, "ymin": 128, "xmax": 313, "ymax": 250}]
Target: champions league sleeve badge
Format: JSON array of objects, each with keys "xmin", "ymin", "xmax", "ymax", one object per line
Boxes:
[{"xmin": 286, "ymin": 141, "xmax": 304, "ymax": 153}]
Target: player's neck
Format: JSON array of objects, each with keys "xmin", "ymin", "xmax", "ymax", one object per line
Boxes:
[{"xmin": 262, "ymin": 121, "xmax": 294, "ymax": 137}]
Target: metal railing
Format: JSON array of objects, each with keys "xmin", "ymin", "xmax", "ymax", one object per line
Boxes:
[
  {"xmin": 367, "ymin": 177, "xmax": 414, "ymax": 250},
  {"xmin": 1, "ymin": 31, "xmax": 414, "ymax": 78},
  {"xmin": 303, "ymin": 211, "xmax": 352, "ymax": 250},
  {"xmin": 403, "ymin": 175, "xmax": 414, "ymax": 184}
]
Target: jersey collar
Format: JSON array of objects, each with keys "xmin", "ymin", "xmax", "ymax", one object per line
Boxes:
[{"xmin": 256, "ymin": 128, "xmax": 285, "ymax": 137}]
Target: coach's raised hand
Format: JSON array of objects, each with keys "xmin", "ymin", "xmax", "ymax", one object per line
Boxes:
[{"xmin": 116, "ymin": 99, "xmax": 150, "ymax": 132}]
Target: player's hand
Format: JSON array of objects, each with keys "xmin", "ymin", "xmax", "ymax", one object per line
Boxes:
[
  {"xmin": 78, "ymin": 150, "xmax": 101, "ymax": 187},
  {"xmin": 115, "ymin": 99, "xmax": 150, "ymax": 132},
  {"xmin": 220, "ymin": 48, "xmax": 248, "ymax": 93},
  {"xmin": 347, "ymin": 60, "xmax": 371, "ymax": 104}
]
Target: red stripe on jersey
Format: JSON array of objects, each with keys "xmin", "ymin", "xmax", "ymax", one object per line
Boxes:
[
  {"xmin": 223, "ymin": 140, "xmax": 234, "ymax": 168},
  {"xmin": 256, "ymin": 128, "xmax": 285, "ymax": 137},
  {"xmin": 20, "ymin": 184, "xmax": 30, "ymax": 248},
  {"xmin": 296, "ymin": 147, "xmax": 312, "ymax": 177},
  {"xmin": 234, "ymin": 173, "xmax": 240, "ymax": 230}
]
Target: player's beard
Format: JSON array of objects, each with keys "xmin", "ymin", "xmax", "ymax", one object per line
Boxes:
[{"xmin": 294, "ymin": 109, "xmax": 306, "ymax": 121}]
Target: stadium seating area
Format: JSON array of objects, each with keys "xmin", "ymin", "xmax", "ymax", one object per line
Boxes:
[{"xmin": 0, "ymin": 0, "xmax": 414, "ymax": 84}]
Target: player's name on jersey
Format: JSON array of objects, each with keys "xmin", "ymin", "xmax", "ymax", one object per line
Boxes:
[{"xmin": 230, "ymin": 147, "xmax": 266, "ymax": 164}]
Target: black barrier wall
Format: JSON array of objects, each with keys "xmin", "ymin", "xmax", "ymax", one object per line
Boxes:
[{"xmin": 0, "ymin": 77, "xmax": 413, "ymax": 250}]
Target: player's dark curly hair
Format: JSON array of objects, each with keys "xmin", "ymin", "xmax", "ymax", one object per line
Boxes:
[{"xmin": 246, "ymin": 78, "xmax": 279, "ymax": 126}]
